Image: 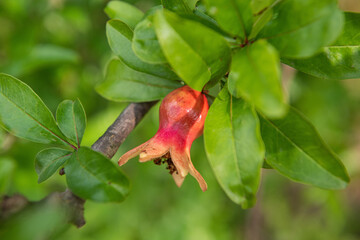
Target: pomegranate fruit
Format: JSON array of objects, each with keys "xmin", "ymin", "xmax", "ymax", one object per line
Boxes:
[{"xmin": 118, "ymin": 86, "xmax": 208, "ymax": 191}]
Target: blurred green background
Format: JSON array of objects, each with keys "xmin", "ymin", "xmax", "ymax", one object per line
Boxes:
[{"xmin": 1, "ymin": 0, "xmax": 360, "ymax": 239}]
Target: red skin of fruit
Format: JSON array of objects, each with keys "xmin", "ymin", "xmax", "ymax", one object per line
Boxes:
[{"xmin": 118, "ymin": 86, "xmax": 208, "ymax": 191}]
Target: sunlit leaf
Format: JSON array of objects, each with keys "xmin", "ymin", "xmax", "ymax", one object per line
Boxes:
[
  {"xmin": 104, "ymin": 1, "xmax": 144, "ymax": 29},
  {"xmin": 259, "ymin": 0, "xmax": 344, "ymax": 58},
  {"xmin": 251, "ymin": 0, "xmax": 275, "ymax": 13},
  {"xmin": 106, "ymin": 19, "xmax": 179, "ymax": 80},
  {"xmin": 204, "ymin": 0, "xmax": 253, "ymax": 40},
  {"xmin": 162, "ymin": 0, "xmax": 192, "ymax": 13},
  {"xmin": 204, "ymin": 88, "xmax": 264, "ymax": 208},
  {"xmin": 97, "ymin": 58, "xmax": 182, "ymax": 102},
  {"xmin": 132, "ymin": 11, "xmax": 167, "ymax": 64},
  {"xmin": 228, "ymin": 40, "xmax": 287, "ymax": 118},
  {"xmin": 249, "ymin": 3, "xmax": 274, "ymax": 39},
  {"xmin": 190, "ymin": 10, "xmax": 229, "ymax": 36},
  {"xmin": 185, "ymin": 0, "xmax": 198, "ymax": 10},
  {"xmin": 283, "ymin": 12, "xmax": 360, "ymax": 80},
  {"xmin": 154, "ymin": 9, "xmax": 231, "ymax": 91},
  {"xmin": 260, "ymin": 107, "xmax": 350, "ymax": 189},
  {"xmin": 0, "ymin": 73, "xmax": 71, "ymax": 146}
]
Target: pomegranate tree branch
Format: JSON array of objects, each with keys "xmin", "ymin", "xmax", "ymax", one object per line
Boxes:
[
  {"xmin": 0, "ymin": 101, "xmax": 157, "ymax": 228},
  {"xmin": 92, "ymin": 101, "xmax": 157, "ymax": 158}
]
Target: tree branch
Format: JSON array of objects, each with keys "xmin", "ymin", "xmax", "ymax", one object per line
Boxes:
[
  {"xmin": 92, "ymin": 101, "xmax": 157, "ymax": 158},
  {"xmin": 0, "ymin": 101, "xmax": 157, "ymax": 228}
]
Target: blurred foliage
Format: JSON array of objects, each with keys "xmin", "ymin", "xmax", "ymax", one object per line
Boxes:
[{"xmin": 0, "ymin": 0, "xmax": 360, "ymax": 239}]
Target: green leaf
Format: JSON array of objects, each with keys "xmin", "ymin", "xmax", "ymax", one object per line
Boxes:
[
  {"xmin": 35, "ymin": 148, "xmax": 73, "ymax": 183},
  {"xmin": 185, "ymin": 0, "xmax": 198, "ymax": 10},
  {"xmin": 259, "ymin": 0, "xmax": 344, "ymax": 58},
  {"xmin": 334, "ymin": 12, "xmax": 360, "ymax": 46},
  {"xmin": 65, "ymin": 147, "xmax": 129, "ymax": 202},
  {"xmin": 97, "ymin": 58, "xmax": 182, "ymax": 102},
  {"xmin": 204, "ymin": 88, "xmax": 264, "ymax": 208},
  {"xmin": 132, "ymin": 6, "xmax": 229, "ymax": 65},
  {"xmin": 162, "ymin": 0, "xmax": 192, "ymax": 14},
  {"xmin": 259, "ymin": 107, "xmax": 350, "ymax": 189},
  {"xmin": 228, "ymin": 40, "xmax": 287, "ymax": 118},
  {"xmin": 204, "ymin": 0, "xmax": 253, "ymax": 40},
  {"xmin": 153, "ymin": 9, "xmax": 231, "ymax": 91},
  {"xmin": 251, "ymin": 0, "xmax": 275, "ymax": 13},
  {"xmin": 132, "ymin": 12, "xmax": 167, "ymax": 64},
  {"xmin": 0, "ymin": 73, "xmax": 72, "ymax": 146},
  {"xmin": 153, "ymin": 10, "xmax": 210, "ymax": 90},
  {"xmin": 185, "ymin": 10, "xmax": 230, "ymax": 37},
  {"xmin": 106, "ymin": 19, "xmax": 179, "ymax": 80},
  {"xmin": 283, "ymin": 46, "xmax": 360, "ymax": 80},
  {"xmin": 249, "ymin": 3, "xmax": 274, "ymax": 39},
  {"xmin": 56, "ymin": 99, "xmax": 86, "ymax": 147},
  {"xmin": 104, "ymin": 1, "xmax": 144, "ymax": 29},
  {"xmin": 282, "ymin": 12, "xmax": 360, "ymax": 80}
]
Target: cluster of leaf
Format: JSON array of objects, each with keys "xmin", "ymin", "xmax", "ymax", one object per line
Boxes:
[
  {"xmin": 98, "ymin": 0, "xmax": 359, "ymax": 208},
  {"xmin": 0, "ymin": 74, "xmax": 129, "ymax": 202},
  {"xmin": 0, "ymin": 0, "xmax": 358, "ymax": 209}
]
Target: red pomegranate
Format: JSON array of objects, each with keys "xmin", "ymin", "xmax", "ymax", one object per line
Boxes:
[{"xmin": 118, "ymin": 86, "xmax": 208, "ymax": 191}]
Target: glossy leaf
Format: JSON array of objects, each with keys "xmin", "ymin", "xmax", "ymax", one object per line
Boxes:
[
  {"xmin": 282, "ymin": 12, "xmax": 360, "ymax": 80},
  {"xmin": 154, "ymin": 9, "xmax": 231, "ymax": 91},
  {"xmin": 65, "ymin": 147, "xmax": 130, "ymax": 202},
  {"xmin": 283, "ymin": 46, "xmax": 360, "ymax": 80},
  {"xmin": 97, "ymin": 58, "xmax": 182, "ymax": 102},
  {"xmin": 249, "ymin": 3, "xmax": 274, "ymax": 39},
  {"xmin": 334, "ymin": 12, "xmax": 360, "ymax": 46},
  {"xmin": 132, "ymin": 6, "xmax": 228, "ymax": 65},
  {"xmin": 251, "ymin": 0, "xmax": 275, "ymax": 13},
  {"xmin": 162, "ymin": 0, "xmax": 192, "ymax": 14},
  {"xmin": 0, "ymin": 73, "xmax": 71, "ymax": 146},
  {"xmin": 184, "ymin": 10, "xmax": 230, "ymax": 37},
  {"xmin": 204, "ymin": 0, "xmax": 253, "ymax": 40},
  {"xmin": 35, "ymin": 148, "xmax": 73, "ymax": 183},
  {"xmin": 204, "ymin": 88, "xmax": 264, "ymax": 208},
  {"xmin": 228, "ymin": 40, "xmax": 287, "ymax": 118},
  {"xmin": 106, "ymin": 20, "xmax": 179, "ymax": 80},
  {"xmin": 259, "ymin": 107, "xmax": 350, "ymax": 189},
  {"xmin": 186, "ymin": 0, "xmax": 199, "ymax": 10},
  {"xmin": 56, "ymin": 99, "xmax": 86, "ymax": 147},
  {"xmin": 153, "ymin": 10, "xmax": 209, "ymax": 90},
  {"xmin": 104, "ymin": 1, "xmax": 144, "ymax": 29},
  {"xmin": 259, "ymin": 0, "xmax": 344, "ymax": 58},
  {"xmin": 132, "ymin": 13, "xmax": 167, "ymax": 64}
]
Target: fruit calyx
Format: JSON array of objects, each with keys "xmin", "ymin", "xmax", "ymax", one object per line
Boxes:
[{"xmin": 118, "ymin": 85, "xmax": 208, "ymax": 191}]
